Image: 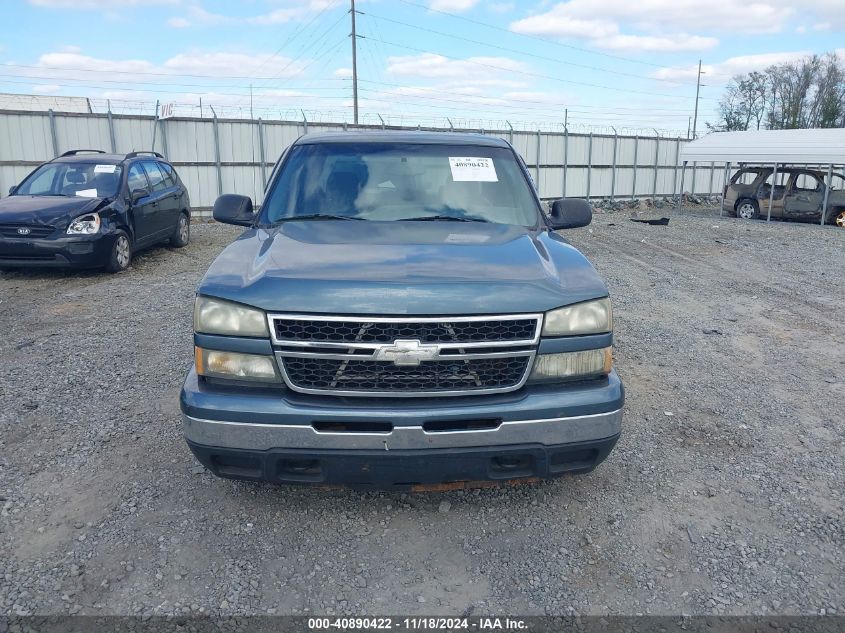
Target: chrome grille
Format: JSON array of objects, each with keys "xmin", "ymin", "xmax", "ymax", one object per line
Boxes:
[
  {"xmin": 282, "ymin": 356, "xmax": 531, "ymax": 393},
  {"xmin": 273, "ymin": 317, "xmax": 538, "ymax": 344},
  {"xmin": 270, "ymin": 314, "xmax": 542, "ymax": 397},
  {"xmin": 0, "ymin": 224, "xmax": 55, "ymax": 238}
]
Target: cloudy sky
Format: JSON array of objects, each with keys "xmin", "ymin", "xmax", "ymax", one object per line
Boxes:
[{"xmin": 1, "ymin": 0, "xmax": 843, "ymax": 133}]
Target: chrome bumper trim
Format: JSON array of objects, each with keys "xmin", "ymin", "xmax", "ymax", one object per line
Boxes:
[{"xmin": 182, "ymin": 409, "xmax": 622, "ymax": 451}]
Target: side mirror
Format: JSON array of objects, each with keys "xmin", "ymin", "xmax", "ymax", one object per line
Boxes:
[
  {"xmin": 213, "ymin": 194, "xmax": 255, "ymax": 227},
  {"xmin": 8, "ymin": 185, "xmax": 17, "ymax": 195},
  {"xmin": 549, "ymin": 198, "xmax": 592, "ymax": 230},
  {"xmin": 131, "ymin": 188, "xmax": 150, "ymax": 203}
]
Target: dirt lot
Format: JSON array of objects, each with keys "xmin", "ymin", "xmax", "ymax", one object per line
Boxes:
[{"xmin": 1, "ymin": 210, "xmax": 843, "ymax": 617}]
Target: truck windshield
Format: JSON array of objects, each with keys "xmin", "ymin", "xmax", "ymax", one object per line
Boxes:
[
  {"xmin": 261, "ymin": 143, "xmax": 540, "ymax": 226},
  {"xmin": 15, "ymin": 162, "xmax": 122, "ymax": 198}
]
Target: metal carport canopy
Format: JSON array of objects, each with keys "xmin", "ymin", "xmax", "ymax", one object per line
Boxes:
[{"xmin": 681, "ymin": 128, "xmax": 845, "ymax": 165}]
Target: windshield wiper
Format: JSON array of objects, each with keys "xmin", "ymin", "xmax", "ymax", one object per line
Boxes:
[
  {"xmin": 271, "ymin": 213, "xmax": 366, "ymax": 224},
  {"xmin": 400, "ymin": 215, "xmax": 490, "ymax": 223}
]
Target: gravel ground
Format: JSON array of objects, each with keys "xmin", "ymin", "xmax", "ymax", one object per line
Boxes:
[{"xmin": 0, "ymin": 210, "xmax": 843, "ymax": 618}]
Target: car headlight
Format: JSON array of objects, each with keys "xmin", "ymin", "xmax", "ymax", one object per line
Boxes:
[
  {"xmin": 542, "ymin": 298, "xmax": 612, "ymax": 336},
  {"xmin": 195, "ymin": 347, "xmax": 280, "ymax": 382},
  {"xmin": 194, "ymin": 296, "xmax": 269, "ymax": 337},
  {"xmin": 67, "ymin": 212, "xmax": 101, "ymax": 235},
  {"xmin": 529, "ymin": 347, "xmax": 612, "ymax": 383}
]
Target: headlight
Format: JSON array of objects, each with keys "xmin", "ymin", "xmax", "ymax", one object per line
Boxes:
[
  {"xmin": 529, "ymin": 347, "xmax": 612, "ymax": 383},
  {"xmin": 67, "ymin": 212, "xmax": 101, "ymax": 235},
  {"xmin": 194, "ymin": 296, "xmax": 268, "ymax": 337},
  {"xmin": 195, "ymin": 347, "xmax": 280, "ymax": 382},
  {"xmin": 542, "ymin": 298, "xmax": 612, "ymax": 336}
]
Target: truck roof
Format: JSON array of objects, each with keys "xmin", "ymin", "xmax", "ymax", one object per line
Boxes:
[{"xmin": 295, "ymin": 130, "xmax": 511, "ymax": 148}]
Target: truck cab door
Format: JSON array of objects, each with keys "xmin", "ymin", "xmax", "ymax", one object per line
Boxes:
[
  {"xmin": 126, "ymin": 163, "xmax": 156, "ymax": 245},
  {"xmin": 783, "ymin": 172, "xmax": 824, "ymax": 220}
]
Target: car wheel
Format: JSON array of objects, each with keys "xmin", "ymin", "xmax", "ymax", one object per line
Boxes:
[
  {"xmin": 105, "ymin": 231, "xmax": 132, "ymax": 273},
  {"xmin": 833, "ymin": 209, "xmax": 845, "ymax": 228},
  {"xmin": 170, "ymin": 212, "xmax": 190, "ymax": 247},
  {"xmin": 736, "ymin": 200, "xmax": 759, "ymax": 220}
]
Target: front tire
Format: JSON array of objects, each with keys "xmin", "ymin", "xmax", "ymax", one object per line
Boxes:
[
  {"xmin": 105, "ymin": 231, "xmax": 132, "ymax": 273},
  {"xmin": 831, "ymin": 208, "xmax": 845, "ymax": 228},
  {"xmin": 736, "ymin": 199, "xmax": 759, "ymax": 220},
  {"xmin": 170, "ymin": 212, "xmax": 190, "ymax": 247}
]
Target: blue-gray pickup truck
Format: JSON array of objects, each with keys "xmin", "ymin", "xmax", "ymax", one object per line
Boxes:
[{"xmin": 180, "ymin": 131, "xmax": 623, "ymax": 489}]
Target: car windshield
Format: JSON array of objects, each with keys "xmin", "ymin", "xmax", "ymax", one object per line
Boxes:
[
  {"xmin": 15, "ymin": 162, "xmax": 123, "ymax": 198},
  {"xmin": 260, "ymin": 142, "xmax": 540, "ymax": 226}
]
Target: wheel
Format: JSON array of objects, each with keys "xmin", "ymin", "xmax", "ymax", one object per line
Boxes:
[
  {"xmin": 105, "ymin": 231, "xmax": 132, "ymax": 273},
  {"xmin": 736, "ymin": 199, "xmax": 759, "ymax": 220},
  {"xmin": 170, "ymin": 212, "xmax": 190, "ymax": 247},
  {"xmin": 832, "ymin": 209, "xmax": 845, "ymax": 228}
]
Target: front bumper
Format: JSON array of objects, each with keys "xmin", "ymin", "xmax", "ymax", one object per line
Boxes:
[
  {"xmin": 180, "ymin": 368, "xmax": 623, "ymax": 488},
  {"xmin": 186, "ymin": 434, "xmax": 620, "ymax": 489},
  {"xmin": 0, "ymin": 233, "xmax": 114, "ymax": 268}
]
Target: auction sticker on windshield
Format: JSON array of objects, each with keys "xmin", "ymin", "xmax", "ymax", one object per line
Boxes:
[{"xmin": 449, "ymin": 156, "xmax": 498, "ymax": 182}]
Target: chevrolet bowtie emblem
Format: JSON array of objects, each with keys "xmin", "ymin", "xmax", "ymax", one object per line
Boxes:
[{"xmin": 374, "ymin": 339, "xmax": 441, "ymax": 366}]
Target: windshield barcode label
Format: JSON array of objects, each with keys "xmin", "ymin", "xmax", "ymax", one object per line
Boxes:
[{"xmin": 449, "ymin": 157, "xmax": 498, "ymax": 182}]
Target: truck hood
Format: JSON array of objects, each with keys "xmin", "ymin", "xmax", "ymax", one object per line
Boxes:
[
  {"xmin": 199, "ymin": 221, "xmax": 608, "ymax": 315},
  {"xmin": 0, "ymin": 195, "xmax": 108, "ymax": 227}
]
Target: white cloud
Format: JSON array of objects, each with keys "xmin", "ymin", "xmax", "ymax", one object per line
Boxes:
[
  {"xmin": 511, "ymin": 3, "xmax": 729, "ymax": 51},
  {"xmin": 167, "ymin": 17, "xmax": 191, "ymax": 28},
  {"xmin": 507, "ymin": 0, "xmax": 843, "ymax": 52},
  {"xmin": 166, "ymin": 4, "xmax": 229, "ymax": 28},
  {"xmin": 4, "ymin": 49, "xmax": 311, "ymax": 85},
  {"xmin": 36, "ymin": 51, "xmax": 157, "ymax": 75},
  {"xmin": 651, "ymin": 51, "xmax": 812, "ymax": 83},
  {"xmin": 512, "ymin": 1, "xmax": 791, "ymax": 37},
  {"xmin": 488, "ymin": 2, "xmax": 515, "ymax": 13},
  {"xmin": 428, "ymin": 0, "xmax": 480, "ymax": 11},
  {"xmin": 386, "ymin": 53, "xmax": 528, "ymax": 81},
  {"xmin": 162, "ymin": 52, "xmax": 307, "ymax": 78},
  {"xmin": 246, "ymin": 1, "xmax": 338, "ymax": 25},
  {"xmin": 168, "ymin": 0, "xmax": 336, "ymax": 28},
  {"xmin": 369, "ymin": 84, "xmax": 575, "ymax": 113},
  {"xmin": 333, "ymin": 67, "xmax": 353, "ymax": 78},
  {"xmin": 595, "ymin": 33, "xmax": 718, "ymax": 52},
  {"xmin": 31, "ymin": 84, "xmax": 61, "ymax": 94}
]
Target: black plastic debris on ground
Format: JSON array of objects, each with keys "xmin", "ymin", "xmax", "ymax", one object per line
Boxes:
[{"xmin": 630, "ymin": 217, "xmax": 670, "ymax": 226}]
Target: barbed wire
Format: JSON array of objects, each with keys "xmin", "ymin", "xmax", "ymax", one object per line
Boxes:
[{"xmin": 6, "ymin": 95, "xmax": 689, "ymax": 138}]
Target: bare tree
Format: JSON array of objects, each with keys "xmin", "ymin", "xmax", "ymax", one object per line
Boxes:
[{"xmin": 710, "ymin": 53, "xmax": 844, "ymax": 131}]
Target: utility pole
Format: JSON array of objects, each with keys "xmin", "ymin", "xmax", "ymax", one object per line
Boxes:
[
  {"xmin": 351, "ymin": 0, "xmax": 359, "ymax": 125},
  {"xmin": 692, "ymin": 59, "xmax": 702, "ymax": 139}
]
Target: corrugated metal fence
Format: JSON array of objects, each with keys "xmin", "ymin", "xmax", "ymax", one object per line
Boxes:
[{"xmin": 0, "ymin": 108, "xmax": 725, "ymax": 212}]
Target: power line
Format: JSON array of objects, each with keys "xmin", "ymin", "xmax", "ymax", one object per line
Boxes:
[
  {"xmin": 362, "ymin": 10, "xmax": 699, "ymax": 86},
  {"xmin": 355, "ymin": 78, "xmax": 703, "ymax": 114},
  {"xmin": 0, "ymin": 76, "xmax": 354, "ymax": 98},
  {"xmin": 240, "ymin": 0, "xmax": 345, "ymax": 86},
  {"xmin": 356, "ymin": 87, "xmax": 693, "ymax": 121},
  {"xmin": 356, "ymin": 90, "xmax": 689, "ymax": 126},
  {"xmin": 359, "ymin": 32, "xmax": 712, "ymax": 101},
  {"xmin": 0, "ymin": 72, "xmax": 348, "ymax": 92},
  {"xmin": 0, "ymin": 62, "xmax": 351, "ymax": 83},
  {"xmin": 244, "ymin": 10, "xmax": 351, "ymax": 97}
]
